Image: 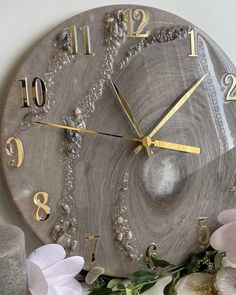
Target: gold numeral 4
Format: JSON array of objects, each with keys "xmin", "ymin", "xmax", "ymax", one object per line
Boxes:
[
  {"xmin": 5, "ymin": 137, "xmax": 24, "ymax": 168},
  {"xmin": 124, "ymin": 8, "xmax": 150, "ymax": 38},
  {"xmin": 18, "ymin": 77, "xmax": 47, "ymax": 108},
  {"xmin": 189, "ymin": 29, "xmax": 198, "ymax": 57},
  {"xmin": 33, "ymin": 192, "xmax": 51, "ymax": 222},
  {"xmin": 224, "ymin": 74, "xmax": 236, "ymax": 101},
  {"xmin": 85, "ymin": 234, "xmax": 100, "ymax": 263},
  {"xmin": 198, "ymin": 217, "xmax": 210, "ymax": 247}
]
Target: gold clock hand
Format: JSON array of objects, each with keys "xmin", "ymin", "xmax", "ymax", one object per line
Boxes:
[
  {"xmin": 36, "ymin": 121, "xmax": 201, "ymax": 154},
  {"xmin": 135, "ymin": 74, "xmax": 207, "ymax": 154},
  {"xmin": 109, "ymin": 78, "xmax": 153, "ymax": 156}
]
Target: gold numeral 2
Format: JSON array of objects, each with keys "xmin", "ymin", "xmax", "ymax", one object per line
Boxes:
[
  {"xmin": 18, "ymin": 77, "xmax": 47, "ymax": 108},
  {"xmin": 5, "ymin": 137, "xmax": 24, "ymax": 168},
  {"xmin": 198, "ymin": 217, "xmax": 210, "ymax": 247},
  {"xmin": 189, "ymin": 29, "xmax": 198, "ymax": 57},
  {"xmin": 68, "ymin": 25, "xmax": 94, "ymax": 56},
  {"xmin": 224, "ymin": 74, "xmax": 236, "ymax": 101},
  {"xmin": 34, "ymin": 192, "xmax": 51, "ymax": 222},
  {"xmin": 124, "ymin": 8, "xmax": 150, "ymax": 38},
  {"xmin": 85, "ymin": 234, "xmax": 100, "ymax": 263}
]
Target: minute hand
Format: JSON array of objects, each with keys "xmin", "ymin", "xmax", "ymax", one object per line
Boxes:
[{"xmin": 135, "ymin": 74, "xmax": 207, "ymax": 154}]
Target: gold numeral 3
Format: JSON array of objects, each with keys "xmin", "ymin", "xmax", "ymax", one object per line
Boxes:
[
  {"xmin": 33, "ymin": 192, "xmax": 51, "ymax": 222},
  {"xmin": 124, "ymin": 8, "xmax": 150, "ymax": 38},
  {"xmin": 5, "ymin": 137, "xmax": 24, "ymax": 168},
  {"xmin": 85, "ymin": 234, "xmax": 100, "ymax": 263},
  {"xmin": 224, "ymin": 74, "xmax": 236, "ymax": 101}
]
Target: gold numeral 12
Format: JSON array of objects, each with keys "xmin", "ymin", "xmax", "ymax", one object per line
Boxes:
[
  {"xmin": 124, "ymin": 8, "xmax": 150, "ymax": 38},
  {"xmin": 18, "ymin": 77, "xmax": 47, "ymax": 108},
  {"xmin": 189, "ymin": 29, "xmax": 198, "ymax": 57}
]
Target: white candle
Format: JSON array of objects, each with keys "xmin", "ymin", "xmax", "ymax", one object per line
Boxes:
[{"xmin": 0, "ymin": 223, "xmax": 28, "ymax": 295}]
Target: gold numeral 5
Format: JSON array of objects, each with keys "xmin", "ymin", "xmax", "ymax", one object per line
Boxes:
[
  {"xmin": 224, "ymin": 74, "xmax": 236, "ymax": 101},
  {"xmin": 18, "ymin": 77, "xmax": 47, "ymax": 108},
  {"xmin": 5, "ymin": 137, "xmax": 24, "ymax": 168},
  {"xmin": 33, "ymin": 192, "xmax": 51, "ymax": 222},
  {"xmin": 124, "ymin": 8, "xmax": 150, "ymax": 38},
  {"xmin": 85, "ymin": 234, "xmax": 100, "ymax": 263}
]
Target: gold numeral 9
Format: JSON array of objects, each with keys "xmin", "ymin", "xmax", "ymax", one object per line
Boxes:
[
  {"xmin": 198, "ymin": 217, "xmax": 210, "ymax": 246},
  {"xmin": 224, "ymin": 74, "xmax": 236, "ymax": 101},
  {"xmin": 33, "ymin": 192, "xmax": 51, "ymax": 222},
  {"xmin": 18, "ymin": 77, "xmax": 47, "ymax": 108},
  {"xmin": 5, "ymin": 137, "xmax": 24, "ymax": 168},
  {"xmin": 124, "ymin": 8, "xmax": 150, "ymax": 38},
  {"xmin": 85, "ymin": 234, "xmax": 100, "ymax": 263}
]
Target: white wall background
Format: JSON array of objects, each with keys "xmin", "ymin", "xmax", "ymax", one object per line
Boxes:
[{"xmin": 0, "ymin": 0, "xmax": 236, "ymax": 256}]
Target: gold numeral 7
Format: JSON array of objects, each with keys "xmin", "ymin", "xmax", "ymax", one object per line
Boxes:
[{"xmin": 85, "ymin": 234, "xmax": 100, "ymax": 263}]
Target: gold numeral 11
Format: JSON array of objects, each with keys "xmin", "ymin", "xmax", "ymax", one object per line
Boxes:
[
  {"xmin": 18, "ymin": 77, "xmax": 47, "ymax": 108},
  {"xmin": 69, "ymin": 25, "xmax": 93, "ymax": 56},
  {"xmin": 189, "ymin": 29, "xmax": 198, "ymax": 57}
]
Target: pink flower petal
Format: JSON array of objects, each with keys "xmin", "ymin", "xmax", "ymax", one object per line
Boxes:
[
  {"xmin": 53, "ymin": 279, "xmax": 83, "ymax": 295},
  {"xmin": 226, "ymin": 250, "xmax": 236, "ymax": 264},
  {"xmin": 44, "ymin": 256, "xmax": 84, "ymax": 286},
  {"xmin": 210, "ymin": 221, "xmax": 236, "ymax": 251},
  {"xmin": 218, "ymin": 209, "xmax": 236, "ymax": 224},
  {"xmin": 28, "ymin": 244, "xmax": 66, "ymax": 271},
  {"xmin": 27, "ymin": 261, "xmax": 48, "ymax": 295}
]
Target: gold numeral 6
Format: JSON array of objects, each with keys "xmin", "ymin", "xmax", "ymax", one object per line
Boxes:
[
  {"xmin": 18, "ymin": 77, "xmax": 47, "ymax": 108},
  {"xmin": 5, "ymin": 137, "xmax": 24, "ymax": 168},
  {"xmin": 198, "ymin": 217, "xmax": 210, "ymax": 246}
]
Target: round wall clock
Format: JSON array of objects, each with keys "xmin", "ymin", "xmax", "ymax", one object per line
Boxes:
[{"xmin": 1, "ymin": 4, "xmax": 236, "ymax": 277}]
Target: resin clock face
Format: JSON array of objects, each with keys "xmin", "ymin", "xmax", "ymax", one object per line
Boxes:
[{"xmin": 1, "ymin": 5, "xmax": 236, "ymax": 277}]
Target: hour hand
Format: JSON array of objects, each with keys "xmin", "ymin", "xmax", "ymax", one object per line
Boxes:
[
  {"xmin": 151, "ymin": 140, "xmax": 201, "ymax": 154},
  {"xmin": 109, "ymin": 78, "xmax": 153, "ymax": 156}
]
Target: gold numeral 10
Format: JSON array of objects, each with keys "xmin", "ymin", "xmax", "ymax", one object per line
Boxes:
[
  {"xmin": 224, "ymin": 74, "xmax": 236, "ymax": 101},
  {"xmin": 68, "ymin": 25, "xmax": 93, "ymax": 56},
  {"xmin": 18, "ymin": 77, "xmax": 47, "ymax": 108},
  {"xmin": 124, "ymin": 8, "xmax": 150, "ymax": 38},
  {"xmin": 85, "ymin": 234, "xmax": 100, "ymax": 263},
  {"xmin": 198, "ymin": 217, "xmax": 210, "ymax": 247},
  {"xmin": 5, "ymin": 137, "xmax": 24, "ymax": 168},
  {"xmin": 189, "ymin": 29, "xmax": 198, "ymax": 57}
]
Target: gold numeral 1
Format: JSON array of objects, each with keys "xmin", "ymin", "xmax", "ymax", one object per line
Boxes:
[
  {"xmin": 18, "ymin": 77, "xmax": 47, "ymax": 108},
  {"xmin": 189, "ymin": 29, "xmax": 198, "ymax": 57},
  {"xmin": 80, "ymin": 26, "xmax": 93, "ymax": 56},
  {"xmin": 198, "ymin": 217, "xmax": 210, "ymax": 246},
  {"xmin": 229, "ymin": 171, "xmax": 236, "ymax": 192},
  {"xmin": 124, "ymin": 8, "xmax": 150, "ymax": 38},
  {"xmin": 85, "ymin": 234, "xmax": 100, "ymax": 263},
  {"xmin": 224, "ymin": 74, "xmax": 236, "ymax": 101},
  {"xmin": 33, "ymin": 192, "xmax": 51, "ymax": 222},
  {"xmin": 5, "ymin": 137, "xmax": 24, "ymax": 168}
]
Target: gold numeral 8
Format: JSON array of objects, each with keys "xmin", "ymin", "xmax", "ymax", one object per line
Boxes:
[{"xmin": 34, "ymin": 192, "xmax": 51, "ymax": 222}]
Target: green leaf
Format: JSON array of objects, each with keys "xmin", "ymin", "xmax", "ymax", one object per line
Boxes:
[
  {"xmin": 125, "ymin": 286, "xmax": 133, "ymax": 295},
  {"xmin": 163, "ymin": 278, "xmax": 174, "ymax": 295},
  {"xmin": 140, "ymin": 282, "xmax": 156, "ymax": 293},
  {"xmin": 117, "ymin": 283, "xmax": 126, "ymax": 290},
  {"xmin": 89, "ymin": 287, "xmax": 113, "ymax": 295},
  {"xmin": 214, "ymin": 252, "xmax": 225, "ymax": 271},
  {"xmin": 107, "ymin": 279, "xmax": 122, "ymax": 289},
  {"xmin": 151, "ymin": 254, "xmax": 173, "ymax": 268},
  {"xmin": 129, "ymin": 269, "xmax": 156, "ymax": 284}
]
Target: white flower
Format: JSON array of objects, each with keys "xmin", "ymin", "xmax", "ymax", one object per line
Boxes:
[
  {"xmin": 27, "ymin": 244, "xmax": 84, "ymax": 295},
  {"xmin": 215, "ymin": 267, "xmax": 236, "ymax": 295}
]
